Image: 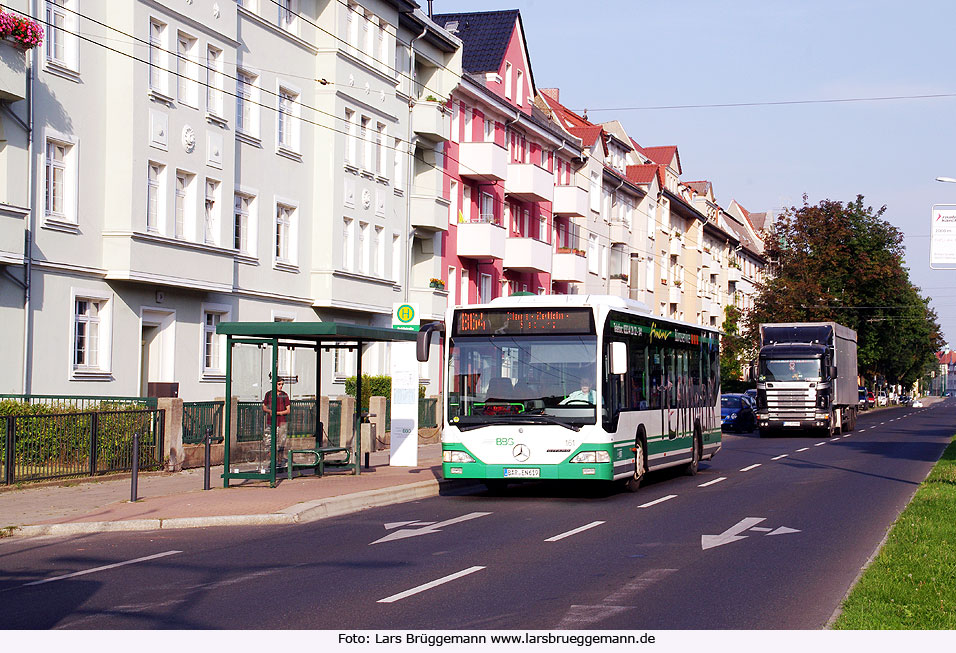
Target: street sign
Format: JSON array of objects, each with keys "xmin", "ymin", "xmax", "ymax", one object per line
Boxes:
[
  {"xmin": 930, "ymin": 205, "xmax": 956, "ymax": 270},
  {"xmin": 392, "ymin": 302, "xmax": 420, "ymax": 331}
]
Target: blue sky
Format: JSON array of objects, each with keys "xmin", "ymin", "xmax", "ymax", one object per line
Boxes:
[{"xmin": 432, "ymin": 0, "xmax": 956, "ymax": 347}]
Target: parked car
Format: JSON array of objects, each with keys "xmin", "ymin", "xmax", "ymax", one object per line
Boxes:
[
  {"xmin": 744, "ymin": 388, "xmax": 758, "ymax": 403},
  {"xmin": 858, "ymin": 387, "xmax": 868, "ymax": 410},
  {"xmin": 866, "ymin": 391, "xmax": 876, "ymax": 409},
  {"xmin": 877, "ymin": 390, "xmax": 888, "ymax": 407},
  {"xmin": 912, "ymin": 398, "xmax": 924, "ymax": 408},
  {"xmin": 721, "ymin": 393, "xmax": 757, "ymax": 433},
  {"xmin": 898, "ymin": 394, "xmax": 911, "ymax": 406}
]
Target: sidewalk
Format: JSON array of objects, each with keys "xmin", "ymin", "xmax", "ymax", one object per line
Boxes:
[{"xmin": 0, "ymin": 443, "xmax": 478, "ymax": 539}]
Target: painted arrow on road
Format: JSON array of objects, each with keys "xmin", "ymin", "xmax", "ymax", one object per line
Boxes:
[
  {"xmin": 370, "ymin": 512, "xmax": 492, "ymax": 544},
  {"xmin": 701, "ymin": 518, "xmax": 801, "ymax": 550}
]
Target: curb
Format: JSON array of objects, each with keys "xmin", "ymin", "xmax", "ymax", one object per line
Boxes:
[{"xmin": 6, "ymin": 478, "xmax": 482, "ymax": 540}]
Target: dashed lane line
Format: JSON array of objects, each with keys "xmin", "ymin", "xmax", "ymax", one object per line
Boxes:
[
  {"xmin": 740, "ymin": 464, "xmax": 762, "ymax": 472},
  {"xmin": 698, "ymin": 477, "xmax": 727, "ymax": 487},
  {"xmin": 638, "ymin": 495, "xmax": 677, "ymax": 508},
  {"xmin": 796, "ymin": 447, "xmax": 810, "ymax": 452},
  {"xmin": 377, "ymin": 566, "xmax": 486, "ymax": 603},
  {"xmin": 771, "ymin": 454, "xmax": 789, "ymax": 461},
  {"xmin": 545, "ymin": 521, "xmax": 605, "ymax": 542},
  {"xmin": 815, "ymin": 442, "xmax": 827, "ymax": 447}
]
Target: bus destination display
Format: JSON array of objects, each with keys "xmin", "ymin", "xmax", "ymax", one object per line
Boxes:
[{"xmin": 454, "ymin": 308, "xmax": 593, "ymax": 336}]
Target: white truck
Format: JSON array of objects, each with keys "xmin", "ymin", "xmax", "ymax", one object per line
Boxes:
[{"xmin": 754, "ymin": 322, "xmax": 859, "ymax": 437}]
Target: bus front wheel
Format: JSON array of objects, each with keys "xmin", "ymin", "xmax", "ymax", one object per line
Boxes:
[{"xmin": 623, "ymin": 436, "xmax": 646, "ymax": 493}]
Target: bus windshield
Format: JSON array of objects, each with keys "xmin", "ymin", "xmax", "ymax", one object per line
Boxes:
[
  {"xmin": 758, "ymin": 358, "xmax": 822, "ymax": 382},
  {"xmin": 447, "ymin": 335, "xmax": 598, "ymax": 429}
]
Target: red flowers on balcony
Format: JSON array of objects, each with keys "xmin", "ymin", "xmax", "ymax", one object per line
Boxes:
[{"xmin": 0, "ymin": 10, "xmax": 44, "ymax": 49}]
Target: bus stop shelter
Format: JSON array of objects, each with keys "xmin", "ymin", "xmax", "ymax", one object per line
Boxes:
[{"xmin": 216, "ymin": 321, "xmax": 418, "ymax": 487}]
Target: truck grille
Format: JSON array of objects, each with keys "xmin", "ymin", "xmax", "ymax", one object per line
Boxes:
[{"xmin": 766, "ymin": 388, "xmax": 815, "ymax": 419}]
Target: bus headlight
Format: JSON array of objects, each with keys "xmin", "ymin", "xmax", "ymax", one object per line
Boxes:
[
  {"xmin": 570, "ymin": 451, "xmax": 611, "ymax": 464},
  {"xmin": 443, "ymin": 450, "xmax": 475, "ymax": 464}
]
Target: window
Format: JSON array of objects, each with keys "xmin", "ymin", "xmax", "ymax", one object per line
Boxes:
[
  {"xmin": 149, "ymin": 19, "xmax": 168, "ymax": 94},
  {"xmin": 588, "ymin": 234, "xmax": 599, "ymax": 275},
  {"xmin": 147, "ymin": 162, "xmax": 164, "ymax": 233},
  {"xmin": 360, "ymin": 116, "xmax": 371, "ymax": 169},
  {"xmin": 391, "ymin": 232, "xmax": 401, "ymax": 281},
  {"xmin": 373, "ymin": 225, "xmax": 384, "ymax": 276},
  {"xmin": 462, "ymin": 185, "xmax": 471, "ymax": 222},
  {"xmin": 201, "ymin": 305, "xmax": 231, "ymax": 378},
  {"xmin": 449, "ymin": 180, "xmax": 458, "ymax": 225},
  {"xmin": 279, "ymin": 0, "xmax": 298, "ymax": 34},
  {"xmin": 274, "ymin": 314, "xmax": 295, "ymax": 377},
  {"xmin": 484, "ymin": 118, "xmax": 495, "ymax": 143},
  {"xmin": 480, "ymin": 192, "xmax": 494, "ymax": 224},
  {"xmin": 234, "ymin": 193, "xmax": 253, "ymax": 254},
  {"xmin": 275, "ymin": 203, "xmax": 294, "ymax": 263},
  {"xmin": 504, "ymin": 62, "xmax": 512, "ymax": 99},
  {"xmin": 177, "ymin": 32, "xmax": 199, "ymax": 107},
  {"xmin": 516, "ymin": 70, "xmax": 524, "ymax": 106},
  {"xmin": 359, "ymin": 221, "xmax": 370, "ymax": 274},
  {"xmin": 393, "ymin": 137, "xmax": 403, "ymax": 190},
  {"xmin": 278, "ymin": 87, "xmax": 300, "ymax": 152},
  {"xmin": 174, "ymin": 171, "xmax": 194, "ymax": 240},
  {"xmin": 343, "ymin": 218, "xmax": 354, "ymax": 271},
  {"xmin": 46, "ymin": 0, "xmax": 78, "ymax": 72},
  {"xmin": 45, "ymin": 140, "xmax": 70, "ymax": 222},
  {"xmin": 590, "ymin": 171, "xmax": 601, "ymax": 213},
  {"xmin": 375, "ymin": 123, "xmax": 386, "ymax": 177},
  {"xmin": 204, "ymin": 179, "xmax": 220, "ymax": 245},
  {"xmin": 74, "ymin": 298, "xmax": 102, "ymax": 370},
  {"xmin": 206, "ymin": 46, "xmax": 224, "ymax": 118},
  {"xmin": 479, "ymin": 273, "xmax": 492, "ymax": 304},
  {"xmin": 236, "ymin": 70, "xmax": 260, "ymax": 137},
  {"xmin": 463, "ymin": 105, "xmax": 472, "ymax": 142}
]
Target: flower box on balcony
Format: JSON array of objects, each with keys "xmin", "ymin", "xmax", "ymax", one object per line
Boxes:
[
  {"xmin": 0, "ymin": 10, "xmax": 44, "ymax": 50},
  {"xmin": 610, "ymin": 273, "xmax": 629, "ymax": 282},
  {"xmin": 428, "ymin": 278, "xmax": 445, "ymax": 290}
]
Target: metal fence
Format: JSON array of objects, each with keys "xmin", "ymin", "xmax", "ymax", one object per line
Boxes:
[
  {"xmin": 2, "ymin": 408, "xmax": 165, "ymax": 485},
  {"xmin": 0, "ymin": 394, "xmax": 158, "ymax": 411},
  {"xmin": 384, "ymin": 397, "xmax": 439, "ymax": 430},
  {"xmin": 182, "ymin": 401, "xmax": 223, "ymax": 445},
  {"xmin": 236, "ymin": 399, "xmax": 323, "ymax": 442}
]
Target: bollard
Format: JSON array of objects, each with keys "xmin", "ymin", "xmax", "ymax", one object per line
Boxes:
[
  {"xmin": 204, "ymin": 425, "xmax": 213, "ymax": 491},
  {"xmin": 131, "ymin": 431, "xmax": 140, "ymax": 503}
]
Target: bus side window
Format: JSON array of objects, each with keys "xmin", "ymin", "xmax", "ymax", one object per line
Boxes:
[
  {"xmin": 649, "ymin": 346, "xmax": 663, "ymax": 409},
  {"xmin": 604, "ymin": 341, "xmax": 626, "ymax": 420},
  {"xmin": 629, "ymin": 344, "xmax": 648, "ymax": 410}
]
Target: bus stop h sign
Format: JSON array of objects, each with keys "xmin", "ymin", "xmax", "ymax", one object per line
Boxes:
[
  {"xmin": 931, "ymin": 205, "xmax": 956, "ymax": 269},
  {"xmin": 392, "ymin": 303, "xmax": 420, "ymax": 331}
]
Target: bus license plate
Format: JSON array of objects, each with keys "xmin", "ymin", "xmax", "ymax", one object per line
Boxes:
[
  {"xmin": 504, "ymin": 468, "xmax": 540, "ymax": 478},
  {"xmin": 783, "ymin": 421, "xmax": 800, "ymax": 427}
]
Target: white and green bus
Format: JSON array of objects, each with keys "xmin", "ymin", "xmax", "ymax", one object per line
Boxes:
[{"xmin": 417, "ymin": 295, "xmax": 721, "ymax": 491}]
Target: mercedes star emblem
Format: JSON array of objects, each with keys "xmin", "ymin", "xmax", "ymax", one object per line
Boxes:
[{"xmin": 513, "ymin": 444, "xmax": 530, "ymax": 462}]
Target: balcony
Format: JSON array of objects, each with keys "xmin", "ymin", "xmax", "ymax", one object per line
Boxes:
[
  {"xmin": 552, "ymin": 184, "xmax": 588, "ymax": 217},
  {"xmin": 102, "ymin": 232, "xmax": 233, "ymax": 292},
  {"xmin": 551, "ymin": 250, "xmax": 587, "ymax": 282},
  {"xmin": 609, "ymin": 276, "xmax": 629, "ymax": 298},
  {"xmin": 609, "ymin": 221, "xmax": 630, "ymax": 244},
  {"xmin": 408, "ymin": 285, "xmax": 449, "ymax": 320},
  {"xmin": 458, "ymin": 142, "xmax": 508, "ymax": 182},
  {"xmin": 410, "ymin": 193, "xmax": 450, "ymax": 232},
  {"xmin": 505, "ymin": 163, "xmax": 554, "ymax": 203},
  {"xmin": 701, "ymin": 250, "xmax": 715, "ymax": 269},
  {"xmin": 456, "ymin": 220, "xmax": 506, "ymax": 260},
  {"xmin": 504, "ymin": 237, "xmax": 552, "ymax": 274},
  {"xmin": 0, "ymin": 206, "xmax": 26, "ymax": 265},
  {"xmin": 412, "ymin": 100, "xmax": 450, "ymax": 143},
  {"xmin": 668, "ymin": 285, "xmax": 682, "ymax": 304},
  {"xmin": 728, "ymin": 267, "xmax": 741, "ymax": 282},
  {"xmin": 0, "ymin": 40, "xmax": 27, "ymax": 102},
  {"xmin": 669, "ymin": 237, "xmax": 683, "ymax": 256}
]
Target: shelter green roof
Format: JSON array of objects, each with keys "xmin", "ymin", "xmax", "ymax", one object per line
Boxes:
[{"xmin": 217, "ymin": 321, "xmax": 418, "ymax": 343}]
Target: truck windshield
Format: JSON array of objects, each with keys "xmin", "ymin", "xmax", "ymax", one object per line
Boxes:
[
  {"xmin": 759, "ymin": 358, "xmax": 822, "ymax": 381},
  {"xmin": 447, "ymin": 335, "xmax": 598, "ymax": 429}
]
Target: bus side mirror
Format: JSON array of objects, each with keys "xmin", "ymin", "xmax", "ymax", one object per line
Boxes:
[
  {"xmin": 416, "ymin": 322, "xmax": 445, "ymax": 363},
  {"xmin": 610, "ymin": 341, "xmax": 627, "ymax": 376}
]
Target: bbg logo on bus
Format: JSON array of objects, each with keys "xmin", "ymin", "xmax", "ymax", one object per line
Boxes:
[{"xmin": 392, "ymin": 302, "xmax": 420, "ymax": 331}]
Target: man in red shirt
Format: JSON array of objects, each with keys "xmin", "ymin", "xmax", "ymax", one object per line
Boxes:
[{"xmin": 262, "ymin": 378, "xmax": 291, "ymax": 470}]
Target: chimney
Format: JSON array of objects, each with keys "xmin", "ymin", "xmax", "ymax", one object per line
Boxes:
[{"xmin": 540, "ymin": 88, "xmax": 560, "ymax": 103}]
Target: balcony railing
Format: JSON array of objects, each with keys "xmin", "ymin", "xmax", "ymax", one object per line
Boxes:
[
  {"xmin": 504, "ymin": 236, "xmax": 552, "ymax": 274},
  {"xmin": 552, "ymin": 185, "xmax": 588, "ymax": 217},
  {"xmin": 551, "ymin": 249, "xmax": 587, "ymax": 282},
  {"xmin": 410, "ymin": 192, "xmax": 450, "ymax": 232},
  {"xmin": 457, "ymin": 220, "xmax": 506, "ymax": 260},
  {"xmin": 458, "ymin": 142, "xmax": 508, "ymax": 182},
  {"xmin": 412, "ymin": 100, "xmax": 451, "ymax": 143},
  {"xmin": 505, "ymin": 163, "xmax": 554, "ymax": 203},
  {"xmin": 0, "ymin": 39, "xmax": 27, "ymax": 102}
]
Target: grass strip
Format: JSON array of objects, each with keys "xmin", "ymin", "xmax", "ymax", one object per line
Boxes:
[{"xmin": 832, "ymin": 435, "xmax": 956, "ymax": 629}]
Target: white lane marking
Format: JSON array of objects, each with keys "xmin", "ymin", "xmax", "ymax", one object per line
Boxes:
[
  {"xmin": 830, "ymin": 437, "xmax": 840, "ymax": 441},
  {"xmin": 377, "ymin": 566, "xmax": 485, "ymax": 603},
  {"xmin": 814, "ymin": 442, "xmax": 827, "ymax": 447},
  {"xmin": 545, "ymin": 521, "xmax": 605, "ymax": 542},
  {"xmin": 698, "ymin": 477, "xmax": 727, "ymax": 487},
  {"xmin": 771, "ymin": 454, "xmax": 788, "ymax": 461},
  {"xmin": 21, "ymin": 550, "xmax": 183, "ymax": 588},
  {"xmin": 371, "ymin": 512, "xmax": 491, "ymax": 544},
  {"xmin": 796, "ymin": 447, "xmax": 810, "ymax": 452},
  {"xmin": 638, "ymin": 494, "xmax": 677, "ymax": 508},
  {"xmin": 740, "ymin": 464, "xmax": 761, "ymax": 472},
  {"xmin": 749, "ymin": 527, "xmax": 773, "ymax": 532},
  {"xmin": 843, "ymin": 434, "xmax": 851, "ymax": 438}
]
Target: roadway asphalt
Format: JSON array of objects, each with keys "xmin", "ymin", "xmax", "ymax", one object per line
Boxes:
[{"xmin": 0, "ymin": 443, "xmax": 481, "ymax": 539}]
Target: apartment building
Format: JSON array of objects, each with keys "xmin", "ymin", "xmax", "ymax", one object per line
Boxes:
[
  {"xmin": 0, "ymin": 0, "xmax": 459, "ymax": 398},
  {"xmin": 430, "ymin": 9, "xmax": 583, "ymax": 304}
]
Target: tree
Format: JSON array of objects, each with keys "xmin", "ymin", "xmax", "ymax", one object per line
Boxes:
[
  {"xmin": 747, "ymin": 195, "xmax": 943, "ymax": 387},
  {"xmin": 720, "ymin": 304, "xmax": 749, "ymax": 385}
]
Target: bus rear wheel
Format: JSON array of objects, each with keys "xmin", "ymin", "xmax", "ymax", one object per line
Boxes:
[
  {"xmin": 684, "ymin": 430, "xmax": 701, "ymax": 476},
  {"xmin": 622, "ymin": 436, "xmax": 646, "ymax": 493}
]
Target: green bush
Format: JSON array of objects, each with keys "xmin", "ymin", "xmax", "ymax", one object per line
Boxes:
[{"xmin": 345, "ymin": 375, "xmax": 426, "ymax": 411}]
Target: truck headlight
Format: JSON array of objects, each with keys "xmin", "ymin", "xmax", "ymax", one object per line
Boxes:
[
  {"xmin": 443, "ymin": 450, "xmax": 475, "ymax": 464},
  {"xmin": 570, "ymin": 451, "xmax": 611, "ymax": 464}
]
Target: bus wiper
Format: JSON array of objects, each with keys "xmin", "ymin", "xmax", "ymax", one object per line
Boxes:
[
  {"xmin": 517, "ymin": 414, "xmax": 581, "ymax": 431},
  {"xmin": 455, "ymin": 415, "xmax": 580, "ymax": 432}
]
